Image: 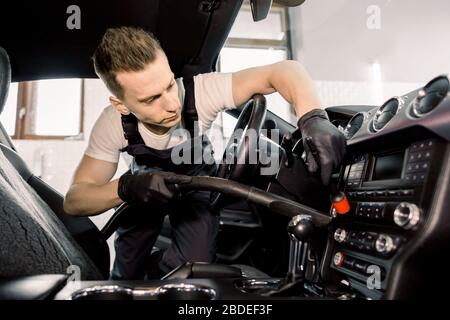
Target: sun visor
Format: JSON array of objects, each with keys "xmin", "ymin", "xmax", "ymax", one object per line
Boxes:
[{"xmin": 0, "ymin": 0, "xmax": 223, "ymax": 82}]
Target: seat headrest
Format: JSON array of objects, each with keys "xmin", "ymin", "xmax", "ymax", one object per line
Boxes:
[{"xmin": 0, "ymin": 47, "xmax": 11, "ymax": 115}]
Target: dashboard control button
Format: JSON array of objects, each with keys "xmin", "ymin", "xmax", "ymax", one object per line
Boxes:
[
  {"xmin": 375, "ymin": 234, "xmax": 395, "ymax": 254},
  {"xmin": 353, "ymin": 261, "xmax": 368, "ymax": 274},
  {"xmin": 334, "ymin": 229, "xmax": 348, "ymax": 243},
  {"xmin": 408, "ymin": 152, "xmax": 419, "ymax": 162},
  {"xmin": 394, "ymin": 202, "xmax": 421, "ymax": 229},
  {"xmin": 416, "ymin": 152, "xmax": 425, "ymax": 161},
  {"xmin": 410, "ymin": 142, "xmax": 420, "ymax": 150},
  {"xmin": 363, "ymin": 239, "xmax": 374, "ymax": 251},
  {"xmin": 387, "ymin": 190, "xmax": 397, "ymax": 196},
  {"xmin": 400, "ymin": 189, "xmax": 414, "ymax": 197},
  {"xmin": 333, "ymin": 252, "xmax": 345, "ymax": 267},
  {"xmin": 342, "ymin": 257, "xmax": 355, "ymax": 269},
  {"xmin": 376, "ymin": 190, "xmax": 386, "ymax": 197},
  {"xmin": 365, "ymin": 234, "xmax": 375, "ymax": 241},
  {"xmin": 421, "ymin": 162, "xmax": 429, "ymax": 170},
  {"xmin": 346, "ymin": 181, "xmax": 360, "ymax": 187},
  {"xmin": 373, "ymin": 205, "xmax": 384, "ymax": 218}
]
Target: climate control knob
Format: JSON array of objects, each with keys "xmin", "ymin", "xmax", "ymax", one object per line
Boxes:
[
  {"xmin": 375, "ymin": 234, "xmax": 395, "ymax": 254},
  {"xmin": 333, "ymin": 252, "xmax": 345, "ymax": 267},
  {"xmin": 334, "ymin": 228, "xmax": 348, "ymax": 243},
  {"xmin": 394, "ymin": 202, "xmax": 421, "ymax": 229}
]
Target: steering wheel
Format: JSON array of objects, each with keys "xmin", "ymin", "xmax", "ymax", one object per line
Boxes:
[{"xmin": 210, "ymin": 94, "xmax": 267, "ymax": 207}]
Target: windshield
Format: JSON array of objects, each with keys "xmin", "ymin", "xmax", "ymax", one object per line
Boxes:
[
  {"xmin": 221, "ymin": 0, "xmax": 450, "ymax": 125},
  {"xmin": 294, "ymin": 0, "xmax": 450, "ymax": 106}
]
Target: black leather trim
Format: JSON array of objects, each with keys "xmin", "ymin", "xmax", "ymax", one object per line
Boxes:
[
  {"xmin": 100, "ymin": 202, "xmax": 130, "ymax": 240},
  {"xmin": 181, "ymin": 76, "xmax": 197, "ymax": 136},
  {"xmin": 0, "ymin": 143, "xmax": 32, "ymax": 181},
  {"xmin": 162, "ymin": 262, "xmax": 243, "ymax": 280},
  {"xmin": 0, "ymin": 274, "xmax": 68, "ymax": 300},
  {"xmin": 0, "ymin": 122, "xmax": 15, "ymax": 150},
  {"xmin": 0, "ymin": 47, "xmax": 11, "ymax": 115}
]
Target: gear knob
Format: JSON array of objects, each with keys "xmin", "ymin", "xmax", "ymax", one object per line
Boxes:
[{"xmin": 287, "ymin": 215, "xmax": 314, "ymax": 242}]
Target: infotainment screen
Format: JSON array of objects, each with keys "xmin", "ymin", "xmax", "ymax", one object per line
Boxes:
[{"xmin": 372, "ymin": 151, "xmax": 405, "ymax": 181}]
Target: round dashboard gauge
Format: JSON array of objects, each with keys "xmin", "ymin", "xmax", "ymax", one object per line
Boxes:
[
  {"xmin": 344, "ymin": 112, "xmax": 365, "ymax": 139},
  {"xmin": 371, "ymin": 97, "xmax": 401, "ymax": 132},
  {"xmin": 411, "ymin": 75, "xmax": 450, "ymax": 118}
]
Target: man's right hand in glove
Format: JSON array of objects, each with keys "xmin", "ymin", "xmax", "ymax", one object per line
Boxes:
[
  {"xmin": 117, "ymin": 171, "xmax": 191, "ymax": 205},
  {"xmin": 297, "ymin": 109, "xmax": 347, "ymax": 186}
]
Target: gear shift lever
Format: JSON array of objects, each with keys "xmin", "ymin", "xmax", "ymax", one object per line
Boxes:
[
  {"xmin": 287, "ymin": 214, "xmax": 314, "ymax": 281},
  {"xmin": 262, "ymin": 214, "xmax": 316, "ymax": 297}
]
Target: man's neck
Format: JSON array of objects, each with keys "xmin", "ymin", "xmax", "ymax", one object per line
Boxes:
[{"xmin": 143, "ymin": 122, "xmax": 170, "ymax": 135}]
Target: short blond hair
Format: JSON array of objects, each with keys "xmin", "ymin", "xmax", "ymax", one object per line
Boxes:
[{"xmin": 93, "ymin": 26, "xmax": 162, "ymax": 99}]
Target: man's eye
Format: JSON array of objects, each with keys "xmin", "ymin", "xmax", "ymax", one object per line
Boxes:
[{"xmin": 145, "ymin": 96, "xmax": 160, "ymax": 104}]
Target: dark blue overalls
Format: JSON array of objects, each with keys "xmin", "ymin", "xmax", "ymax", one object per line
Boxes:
[{"xmin": 110, "ymin": 78, "xmax": 219, "ymax": 280}]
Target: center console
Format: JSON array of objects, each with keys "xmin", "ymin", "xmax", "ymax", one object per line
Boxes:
[{"xmin": 324, "ymin": 136, "xmax": 446, "ymax": 299}]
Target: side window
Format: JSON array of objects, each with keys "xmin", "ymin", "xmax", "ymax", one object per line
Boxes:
[
  {"xmin": 209, "ymin": 3, "xmax": 295, "ymax": 158},
  {"xmin": 218, "ymin": 3, "xmax": 296, "ymax": 126},
  {"xmin": 0, "ymin": 78, "xmax": 129, "ymax": 194},
  {"xmin": 1, "ymin": 82, "xmax": 18, "ymax": 136},
  {"xmin": 2, "ymin": 79, "xmax": 84, "ymax": 140}
]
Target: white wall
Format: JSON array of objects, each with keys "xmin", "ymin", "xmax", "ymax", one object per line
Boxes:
[{"xmin": 289, "ymin": 0, "xmax": 450, "ymax": 106}]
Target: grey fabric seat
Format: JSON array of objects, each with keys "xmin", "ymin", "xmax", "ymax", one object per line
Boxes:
[
  {"xmin": 0, "ymin": 47, "xmax": 105, "ymax": 280},
  {"xmin": 0, "ymin": 146, "xmax": 102, "ymax": 280}
]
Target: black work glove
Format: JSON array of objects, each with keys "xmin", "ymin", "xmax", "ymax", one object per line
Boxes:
[
  {"xmin": 117, "ymin": 171, "xmax": 191, "ymax": 205},
  {"xmin": 297, "ymin": 109, "xmax": 346, "ymax": 186}
]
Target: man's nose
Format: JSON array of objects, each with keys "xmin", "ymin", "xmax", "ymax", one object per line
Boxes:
[{"xmin": 163, "ymin": 92, "xmax": 180, "ymax": 112}]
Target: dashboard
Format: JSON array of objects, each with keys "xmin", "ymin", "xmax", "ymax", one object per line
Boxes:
[{"xmin": 321, "ymin": 74, "xmax": 450, "ymax": 299}]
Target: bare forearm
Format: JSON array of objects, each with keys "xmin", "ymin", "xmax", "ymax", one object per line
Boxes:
[
  {"xmin": 269, "ymin": 60, "xmax": 321, "ymax": 118},
  {"xmin": 63, "ymin": 179, "xmax": 123, "ymax": 216}
]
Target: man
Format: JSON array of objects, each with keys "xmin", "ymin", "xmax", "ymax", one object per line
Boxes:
[{"xmin": 63, "ymin": 27, "xmax": 346, "ymax": 280}]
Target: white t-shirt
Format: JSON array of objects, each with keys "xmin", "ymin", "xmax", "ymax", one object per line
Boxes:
[{"xmin": 85, "ymin": 72, "xmax": 235, "ymax": 164}]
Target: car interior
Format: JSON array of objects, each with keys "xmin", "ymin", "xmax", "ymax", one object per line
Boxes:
[{"xmin": 1, "ymin": 0, "xmax": 450, "ymax": 300}]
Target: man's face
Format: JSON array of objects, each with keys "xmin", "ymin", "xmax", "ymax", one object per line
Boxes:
[{"xmin": 114, "ymin": 50, "xmax": 182, "ymax": 131}]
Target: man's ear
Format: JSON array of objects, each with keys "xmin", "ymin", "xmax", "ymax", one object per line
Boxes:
[{"xmin": 110, "ymin": 96, "xmax": 130, "ymax": 115}]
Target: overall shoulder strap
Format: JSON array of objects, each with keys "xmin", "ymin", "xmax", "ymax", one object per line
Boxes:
[
  {"xmin": 182, "ymin": 77, "xmax": 198, "ymax": 137},
  {"xmin": 121, "ymin": 113, "xmax": 145, "ymax": 147}
]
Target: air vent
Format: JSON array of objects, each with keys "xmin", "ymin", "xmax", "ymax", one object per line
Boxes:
[
  {"xmin": 411, "ymin": 75, "xmax": 450, "ymax": 118},
  {"xmin": 344, "ymin": 113, "xmax": 365, "ymax": 139},
  {"xmin": 371, "ymin": 98, "xmax": 401, "ymax": 132}
]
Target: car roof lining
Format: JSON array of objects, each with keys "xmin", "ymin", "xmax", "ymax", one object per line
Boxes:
[{"xmin": 1, "ymin": 0, "xmax": 242, "ymax": 82}]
